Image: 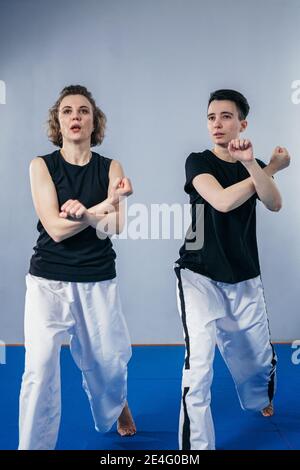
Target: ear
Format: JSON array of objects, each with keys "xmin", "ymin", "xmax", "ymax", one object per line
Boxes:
[{"xmin": 240, "ymin": 120, "xmax": 248, "ymax": 133}]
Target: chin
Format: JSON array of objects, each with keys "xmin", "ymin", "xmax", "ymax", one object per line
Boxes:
[
  {"xmin": 214, "ymin": 140, "xmax": 228, "ymax": 147},
  {"xmin": 69, "ymin": 135, "xmax": 84, "ymax": 142}
]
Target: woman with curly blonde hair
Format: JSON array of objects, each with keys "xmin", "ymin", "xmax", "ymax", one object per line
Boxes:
[{"xmin": 18, "ymin": 85, "xmax": 136, "ymax": 450}]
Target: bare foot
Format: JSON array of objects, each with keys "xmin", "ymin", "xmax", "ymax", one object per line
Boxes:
[
  {"xmin": 117, "ymin": 402, "xmax": 136, "ymax": 436},
  {"xmin": 261, "ymin": 402, "xmax": 274, "ymax": 417}
]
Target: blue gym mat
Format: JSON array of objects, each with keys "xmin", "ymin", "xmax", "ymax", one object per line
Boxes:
[{"xmin": 0, "ymin": 344, "xmax": 298, "ymax": 450}]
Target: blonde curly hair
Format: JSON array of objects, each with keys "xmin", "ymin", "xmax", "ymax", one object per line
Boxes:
[{"xmin": 47, "ymin": 85, "xmax": 106, "ymax": 147}]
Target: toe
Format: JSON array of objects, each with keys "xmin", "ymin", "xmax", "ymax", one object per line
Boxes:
[{"xmin": 261, "ymin": 403, "xmax": 274, "ymax": 417}]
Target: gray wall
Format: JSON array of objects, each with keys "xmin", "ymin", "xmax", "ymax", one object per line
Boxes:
[{"xmin": 0, "ymin": 0, "xmax": 299, "ymax": 343}]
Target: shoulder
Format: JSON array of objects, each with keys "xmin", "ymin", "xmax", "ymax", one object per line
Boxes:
[
  {"xmin": 186, "ymin": 150, "xmax": 211, "ymax": 163},
  {"xmin": 109, "ymin": 159, "xmax": 124, "ymax": 177},
  {"xmin": 30, "ymin": 150, "xmax": 58, "ymax": 171},
  {"xmin": 184, "ymin": 151, "xmax": 215, "ymax": 193},
  {"xmin": 93, "ymin": 152, "xmax": 115, "ymax": 170},
  {"xmin": 29, "ymin": 150, "xmax": 58, "ymax": 179},
  {"xmin": 110, "ymin": 159, "xmax": 122, "ymax": 170},
  {"xmin": 185, "ymin": 150, "xmax": 213, "ymax": 171},
  {"xmin": 93, "ymin": 153, "xmax": 124, "ymax": 178}
]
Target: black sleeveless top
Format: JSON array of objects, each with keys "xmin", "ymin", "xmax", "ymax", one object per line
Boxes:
[{"xmin": 29, "ymin": 150, "xmax": 116, "ymax": 282}]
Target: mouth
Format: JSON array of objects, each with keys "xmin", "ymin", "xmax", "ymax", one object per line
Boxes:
[
  {"xmin": 213, "ymin": 133, "xmax": 224, "ymax": 137},
  {"xmin": 70, "ymin": 124, "xmax": 81, "ymax": 132}
]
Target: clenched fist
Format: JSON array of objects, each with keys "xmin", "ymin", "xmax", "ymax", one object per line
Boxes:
[
  {"xmin": 59, "ymin": 199, "xmax": 87, "ymax": 220},
  {"xmin": 228, "ymin": 139, "xmax": 254, "ymax": 163},
  {"xmin": 269, "ymin": 146, "xmax": 291, "ymax": 173},
  {"xmin": 108, "ymin": 177, "xmax": 133, "ymax": 206}
]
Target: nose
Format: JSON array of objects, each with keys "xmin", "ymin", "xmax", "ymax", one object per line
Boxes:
[
  {"xmin": 213, "ymin": 117, "xmax": 222, "ymax": 128},
  {"xmin": 71, "ymin": 110, "xmax": 81, "ymax": 120}
]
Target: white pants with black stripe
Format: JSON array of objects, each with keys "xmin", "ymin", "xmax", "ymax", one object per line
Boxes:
[
  {"xmin": 175, "ymin": 267, "xmax": 277, "ymax": 451},
  {"xmin": 18, "ymin": 273, "xmax": 132, "ymax": 450}
]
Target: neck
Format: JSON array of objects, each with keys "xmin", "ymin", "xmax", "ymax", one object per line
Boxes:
[
  {"xmin": 61, "ymin": 141, "xmax": 91, "ymax": 165},
  {"xmin": 213, "ymin": 144, "xmax": 237, "ymax": 163}
]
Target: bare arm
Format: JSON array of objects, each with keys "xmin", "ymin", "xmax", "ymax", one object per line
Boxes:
[
  {"xmin": 30, "ymin": 158, "xmax": 132, "ymax": 243},
  {"xmin": 84, "ymin": 160, "xmax": 131, "ymax": 234},
  {"xmin": 29, "ymin": 157, "xmax": 89, "ymax": 242},
  {"xmin": 228, "ymin": 140, "xmax": 289, "ymax": 212},
  {"xmin": 192, "ymin": 164, "xmax": 274, "ymax": 213},
  {"xmin": 193, "ymin": 139, "xmax": 290, "ymax": 212},
  {"xmin": 242, "ymin": 159, "xmax": 281, "ymax": 211},
  {"xmin": 192, "ymin": 146, "xmax": 290, "ymax": 213}
]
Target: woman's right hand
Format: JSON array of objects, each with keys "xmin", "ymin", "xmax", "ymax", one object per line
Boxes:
[{"xmin": 59, "ymin": 199, "xmax": 87, "ymax": 220}]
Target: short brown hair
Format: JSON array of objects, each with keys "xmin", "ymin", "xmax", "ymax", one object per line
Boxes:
[{"xmin": 47, "ymin": 85, "xmax": 106, "ymax": 147}]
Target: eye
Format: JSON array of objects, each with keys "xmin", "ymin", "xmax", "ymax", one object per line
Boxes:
[
  {"xmin": 223, "ymin": 114, "xmax": 231, "ymax": 119},
  {"xmin": 81, "ymin": 108, "xmax": 89, "ymax": 114},
  {"xmin": 62, "ymin": 109, "xmax": 71, "ymax": 114},
  {"xmin": 208, "ymin": 116, "xmax": 214, "ymax": 121}
]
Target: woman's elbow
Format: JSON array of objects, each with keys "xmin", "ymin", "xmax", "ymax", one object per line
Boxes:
[
  {"xmin": 270, "ymin": 202, "xmax": 282, "ymax": 212},
  {"xmin": 214, "ymin": 200, "xmax": 231, "ymax": 213},
  {"xmin": 49, "ymin": 227, "xmax": 63, "ymax": 242},
  {"xmin": 267, "ymin": 197, "xmax": 282, "ymax": 212}
]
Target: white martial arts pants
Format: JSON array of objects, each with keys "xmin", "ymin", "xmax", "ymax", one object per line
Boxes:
[
  {"xmin": 175, "ymin": 267, "xmax": 277, "ymax": 451},
  {"xmin": 18, "ymin": 273, "xmax": 132, "ymax": 450}
]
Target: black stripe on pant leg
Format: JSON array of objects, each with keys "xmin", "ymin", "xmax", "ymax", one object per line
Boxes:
[
  {"xmin": 260, "ymin": 276, "xmax": 277, "ymax": 403},
  {"xmin": 174, "ymin": 267, "xmax": 191, "ymax": 449},
  {"xmin": 268, "ymin": 343, "xmax": 277, "ymax": 403},
  {"xmin": 182, "ymin": 387, "xmax": 191, "ymax": 450},
  {"xmin": 175, "ymin": 267, "xmax": 190, "ymax": 370}
]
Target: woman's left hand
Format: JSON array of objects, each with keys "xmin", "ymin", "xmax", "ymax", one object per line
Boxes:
[
  {"xmin": 59, "ymin": 199, "xmax": 87, "ymax": 220},
  {"xmin": 108, "ymin": 177, "xmax": 133, "ymax": 206}
]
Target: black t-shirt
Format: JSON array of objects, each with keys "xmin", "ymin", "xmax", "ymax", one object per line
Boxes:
[
  {"xmin": 29, "ymin": 150, "xmax": 116, "ymax": 282},
  {"xmin": 176, "ymin": 149, "xmax": 267, "ymax": 283}
]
